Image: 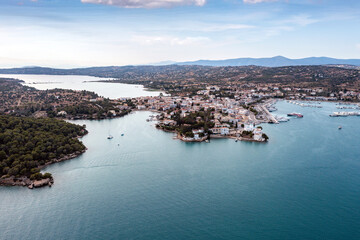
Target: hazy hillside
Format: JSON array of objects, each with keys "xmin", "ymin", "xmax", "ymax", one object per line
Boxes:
[{"xmin": 176, "ymin": 56, "xmax": 360, "ymax": 67}]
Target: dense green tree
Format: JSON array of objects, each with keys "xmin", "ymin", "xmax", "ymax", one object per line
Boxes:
[
  {"xmin": 262, "ymin": 133, "xmax": 269, "ymax": 141},
  {"xmin": 0, "ymin": 114, "xmax": 87, "ymax": 179}
]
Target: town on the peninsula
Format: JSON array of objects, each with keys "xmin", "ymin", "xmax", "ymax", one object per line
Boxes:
[
  {"xmin": 1, "ymin": 64, "xmax": 360, "ymax": 188},
  {"xmin": 2, "ymin": 67, "xmax": 360, "ymax": 146}
]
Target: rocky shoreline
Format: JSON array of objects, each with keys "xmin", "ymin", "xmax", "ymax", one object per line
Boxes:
[
  {"xmin": 0, "ymin": 149, "xmax": 86, "ymax": 189},
  {"xmin": 156, "ymin": 126, "xmax": 267, "ymax": 143}
]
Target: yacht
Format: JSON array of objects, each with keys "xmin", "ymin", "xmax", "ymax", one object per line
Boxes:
[{"xmin": 287, "ymin": 112, "xmax": 303, "ymax": 118}]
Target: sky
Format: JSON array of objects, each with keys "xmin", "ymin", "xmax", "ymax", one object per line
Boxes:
[{"xmin": 0, "ymin": 0, "xmax": 360, "ymax": 68}]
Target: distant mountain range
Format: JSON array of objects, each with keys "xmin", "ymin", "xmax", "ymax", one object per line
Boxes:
[
  {"xmin": 175, "ymin": 56, "xmax": 360, "ymax": 67},
  {"xmin": 0, "ymin": 56, "xmax": 359, "ymax": 77}
]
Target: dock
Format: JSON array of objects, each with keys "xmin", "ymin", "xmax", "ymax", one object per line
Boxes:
[{"xmin": 260, "ymin": 104, "xmax": 279, "ymax": 124}]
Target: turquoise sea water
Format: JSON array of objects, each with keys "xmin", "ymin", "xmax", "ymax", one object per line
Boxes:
[
  {"xmin": 0, "ymin": 74, "xmax": 164, "ymax": 99},
  {"xmin": 1, "ymin": 101, "xmax": 360, "ymax": 239}
]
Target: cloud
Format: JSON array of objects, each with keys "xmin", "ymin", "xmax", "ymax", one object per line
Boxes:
[
  {"xmin": 81, "ymin": 0, "xmax": 206, "ymax": 8},
  {"xmin": 261, "ymin": 15, "xmax": 318, "ymax": 37},
  {"xmin": 357, "ymin": 44, "xmax": 360, "ymax": 49},
  {"xmin": 281, "ymin": 14, "xmax": 319, "ymax": 26},
  {"xmin": 202, "ymin": 24, "xmax": 255, "ymax": 32},
  {"xmin": 264, "ymin": 26, "xmax": 293, "ymax": 37},
  {"xmin": 243, "ymin": 0, "xmax": 278, "ymax": 3},
  {"xmin": 132, "ymin": 35, "xmax": 210, "ymax": 46}
]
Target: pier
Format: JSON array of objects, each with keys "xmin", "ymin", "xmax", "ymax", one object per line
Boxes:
[{"xmin": 260, "ymin": 104, "xmax": 279, "ymax": 124}]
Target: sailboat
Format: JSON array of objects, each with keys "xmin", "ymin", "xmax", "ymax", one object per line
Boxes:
[{"xmin": 107, "ymin": 130, "xmax": 113, "ymax": 139}]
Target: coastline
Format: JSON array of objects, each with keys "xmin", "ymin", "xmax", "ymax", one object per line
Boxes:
[
  {"xmin": 0, "ymin": 144, "xmax": 87, "ymax": 189},
  {"xmin": 156, "ymin": 126, "xmax": 267, "ymax": 143},
  {"xmin": 0, "ymin": 109, "xmax": 134, "ymax": 190}
]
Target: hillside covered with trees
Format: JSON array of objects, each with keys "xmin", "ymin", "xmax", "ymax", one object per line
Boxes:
[
  {"xmin": 0, "ymin": 78, "xmax": 131, "ymax": 120},
  {"xmin": 0, "ymin": 114, "xmax": 87, "ymax": 185}
]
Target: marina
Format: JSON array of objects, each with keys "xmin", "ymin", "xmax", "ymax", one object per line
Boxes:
[
  {"xmin": 287, "ymin": 100, "xmax": 323, "ymax": 108},
  {"xmin": 330, "ymin": 111, "xmax": 360, "ymax": 117},
  {"xmin": 336, "ymin": 106, "xmax": 360, "ymax": 110}
]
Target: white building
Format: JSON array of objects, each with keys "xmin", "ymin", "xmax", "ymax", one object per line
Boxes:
[
  {"xmin": 211, "ymin": 127, "xmax": 229, "ymax": 135},
  {"xmin": 57, "ymin": 111, "xmax": 67, "ymax": 116},
  {"xmin": 253, "ymin": 128, "xmax": 263, "ymax": 141},
  {"xmin": 244, "ymin": 123, "xmax": 255, "ymax": 131}
]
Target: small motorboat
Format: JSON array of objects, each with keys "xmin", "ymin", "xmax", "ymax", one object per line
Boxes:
[
  {"xmin": 338, "ymin": 126, "xmax": 342, "ymax": 130},
  {"xmin": 107, "ymin": 135, "xmax": 113, "ymax": 139}
]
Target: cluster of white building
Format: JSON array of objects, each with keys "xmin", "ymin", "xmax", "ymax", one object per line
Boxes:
[{"xmin": 131, "ymin": 90, "xmax": 266, "ymax": 141}]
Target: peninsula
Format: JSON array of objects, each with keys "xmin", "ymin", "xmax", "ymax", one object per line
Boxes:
[
  {"xmin": 0, "ymin": 77, "xmax": 133, "ymax": 120},
  {"xmin": 0, "ymin": 114, "xmax": 87, "ymax": 188}
]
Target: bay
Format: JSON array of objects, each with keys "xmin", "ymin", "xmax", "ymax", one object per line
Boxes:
[
  {"xmin": 0, "ymin": 74, "xmax": 163, "ymax": 99},
  {"xmin": 1, "ymin": 100, "xmax": 360, "ymax": 239}
]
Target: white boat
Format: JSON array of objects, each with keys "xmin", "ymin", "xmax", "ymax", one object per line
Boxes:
[
  {"xmin": 107, "ymin": 135, "xmax": 113, "ymax": 139},
  {"xmin": 330, "ymin": 112, "xmax": 360, "ymax": 117},
  {"xmin": 275, "ymin": 116, "xmax": 290, "ymax": 122}
]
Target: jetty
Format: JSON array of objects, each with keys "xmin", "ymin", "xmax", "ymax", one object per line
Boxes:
[{"xmin": 260, "ymin": 104, "xmax": 279, "ymax": 124}]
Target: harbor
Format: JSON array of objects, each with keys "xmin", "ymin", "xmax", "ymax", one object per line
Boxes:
[
  {"xmin": 329, "ymin": 111, "xmax": 360, "ymax": 117},
  {"xmin": 287, "ymin": 100, "xmax": 323, "ymax": 108}
]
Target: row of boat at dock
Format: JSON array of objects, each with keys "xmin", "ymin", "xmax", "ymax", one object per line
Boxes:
[
  {"xmin": 336, "ymin": 106, "xmax": 360, "ymax": 110},
  {"xmin": 273, "ymin": 112, "xmax": 304, "ymax": 123},
  {"xmin": 265, "ymin": 100, "xmax": 304, "ymax": 123},
  {"xmin": 146, "ymin": 115, "xmax": 158, "ymax": 122},
  {"xmin": 332, "ymin": 103, "xmax": 360, "ymax": 117},
  {"xmin": 329, "ymin": 112, "xmax": 360, "ymax": 117},
  {"xmin": 287, "ymin": 101, "xmax": 323, "ymax": 108}
]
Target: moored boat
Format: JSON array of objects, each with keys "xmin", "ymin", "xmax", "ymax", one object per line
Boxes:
[{"xmin": 287, "ymin": 112, "xmax": 303, "ymax": 118}]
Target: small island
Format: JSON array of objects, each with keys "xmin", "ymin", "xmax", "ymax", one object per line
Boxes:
[{"xmin": 0, "ymin": 114, "xmax": 87, "ymax": 188}]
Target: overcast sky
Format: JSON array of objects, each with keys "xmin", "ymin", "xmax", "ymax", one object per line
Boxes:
[{"xmin": 0, "ymin": 0, "xmax": 360, "ymax": 68}]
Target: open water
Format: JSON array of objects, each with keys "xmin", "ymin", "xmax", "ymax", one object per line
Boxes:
[{"xmin": 0, "ymin": 99, "xmax": 359, "ymax": 239}]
